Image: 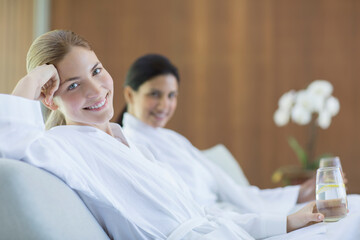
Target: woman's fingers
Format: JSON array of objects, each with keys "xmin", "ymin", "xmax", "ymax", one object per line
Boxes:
[
  {"xmin": 39, "ymin": 65, "xmax": 60, "ymax": 105},
  {"xmin": 308, "ymin": 212, "xmax": 324, "ymax": 222},
  {"xmin": 343, "ymin": 172, "xmax": 348, "ymax": 184},
  {"xmin": 44, "ymin": 77, "xmax": 60, "ymax": 105}
]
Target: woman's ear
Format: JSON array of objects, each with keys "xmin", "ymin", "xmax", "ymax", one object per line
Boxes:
[
  {"xmin": 124, "ymin": 86, "xmax": 134, "ymax": 104},
  {"xmin": 41, "ymin": 98, "xmax": 59, "ymax": 111}
]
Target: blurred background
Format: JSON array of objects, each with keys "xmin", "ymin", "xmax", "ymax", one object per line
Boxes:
[{"xmin": 1, "ymin": 0, "xmax": 360, "ymax": 192}]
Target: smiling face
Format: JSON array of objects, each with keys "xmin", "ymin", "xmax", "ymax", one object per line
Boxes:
[
  {"xmin": 125, "ymin": 74, "xmax": 178, "ymax": 128},
  {"xmin": 53, "ymin": 46, "xmax": 114, "ymax": 131}
]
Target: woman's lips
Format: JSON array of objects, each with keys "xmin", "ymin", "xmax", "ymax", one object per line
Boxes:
[
  {"xmin": 84, "ymin": 95, "xmax": 108, "ymax": 111},
  {"xmin": 151, "ymin": 112, "xmax": 167, "ymax": 120}
]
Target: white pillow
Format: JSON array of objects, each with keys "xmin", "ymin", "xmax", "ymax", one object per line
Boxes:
[{"xmin": 202, "ymin": 144, "xmax": 249, "ymax": 186}]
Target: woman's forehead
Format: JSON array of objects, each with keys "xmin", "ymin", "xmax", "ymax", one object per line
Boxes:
[
  {"xmin": 57, "ymin": 47, "xmax": 98, "ymax": 79},
  {"xmin": 142, "ymin": 74, "xmax": 178, "ymax": 89}
]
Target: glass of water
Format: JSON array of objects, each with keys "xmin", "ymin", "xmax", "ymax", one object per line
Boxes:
[
  {"xmin": 319, "ymin": 156, "xmax": 347, "ymax": 186},
  {"xmin": 316, "ymin": 167, "xmax": 347, "ymax": 222},
  {"xmin": 319, "ymin": 156, "xmax": 342, "ymax": 170}
]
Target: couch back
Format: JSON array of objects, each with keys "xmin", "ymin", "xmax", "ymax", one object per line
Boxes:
[{"xmin": 0, "ymin": 158, "xmax": 110, "ymax": 240}]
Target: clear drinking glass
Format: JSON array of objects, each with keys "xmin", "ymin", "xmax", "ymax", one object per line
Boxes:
[
  {"xmin": 319, "ymin": 156, "xmax": 342, "ymax": 170},
  {"xmin": 319, "ymin": 156, "xmax": 346, "ymax": 186},
  {"xmin": 316, "ymin": 167, "xmax": 347, "ymax": 222}
]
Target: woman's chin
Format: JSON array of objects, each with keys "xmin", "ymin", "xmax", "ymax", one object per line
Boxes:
[{"xmin": 150, "ymin": 119, "xmax": 167, "ymax": 128}]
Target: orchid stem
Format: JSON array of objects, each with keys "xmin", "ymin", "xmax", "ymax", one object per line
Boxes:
[{"xmin": 306, "ymin": 118, "xmax": 318, "ymax": 168}]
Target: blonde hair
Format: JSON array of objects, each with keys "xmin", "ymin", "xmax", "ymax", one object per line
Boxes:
[{"xmin": 26, "ymin": 30, "xmax": 92, "ymax": 129}]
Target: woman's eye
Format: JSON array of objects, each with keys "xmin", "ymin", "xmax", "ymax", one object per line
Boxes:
[
  {"xmin": 149, "ymin": 91, "xmax": 160, "ymax": 98},
  {"xmin": 169, "ymin": 92, "xmax": 177, "ymax": 99},
  {"xmin": 67, "ymin": 83, "xmax": 79, "ymax": 90},
  {"xmin": 93, "ymin": 68, "xmax": 101, "ymax": 76}
]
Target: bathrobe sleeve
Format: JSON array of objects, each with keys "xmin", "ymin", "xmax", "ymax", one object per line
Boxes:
[{"xmin": 0, "ymin": 94, "xmax": 45, "ymax": 159}]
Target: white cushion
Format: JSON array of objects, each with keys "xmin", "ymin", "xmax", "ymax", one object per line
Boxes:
[{"xmin": 202, "ymin": 144, "xmax": 249, "ymax": 186}]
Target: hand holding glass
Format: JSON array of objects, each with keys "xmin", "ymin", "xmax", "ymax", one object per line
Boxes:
[{"xmin": 316, "ymin": 167, "xmax": 347, "ymax": 222}]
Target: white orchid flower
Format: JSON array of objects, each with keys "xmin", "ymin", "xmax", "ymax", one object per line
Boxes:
[
  {"xmin": 291, "ymin": 105, "xmax": 312, "ymax": 125},
  {"xmin": 295, "ymin": 90, "xmax": 314, "ymax": 112},
  {"xmin": 274, "ymin": 108, "xmax": 290, "ymax": 126},
  {"xmin": 273, "ymin": 79, "xmax": 339, "ymax": 128},
  {"xmin": 317, "ymin": 110, "xmax": 332, "ymax": 129},
  {"xmin": 307, "ymin": 80, "xmax": 333, "ymax": 98},
  {"xmin": 278, "ymin": 90, "xmax": 296, "ymax": 110},
  {"xmin": 308, "ymin": 93, "xmax": 325, "ymax": 113},
  {"xmin": 325, "ymin": 96, "xmax": 340, "ymax": 116}
]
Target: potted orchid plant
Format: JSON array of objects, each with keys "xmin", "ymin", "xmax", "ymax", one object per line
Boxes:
[{"xmin": 272, "ymin": 80, "xmax": 340, "ymax": 185}]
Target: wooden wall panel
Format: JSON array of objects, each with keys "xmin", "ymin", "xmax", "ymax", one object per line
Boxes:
[
  {"xmin": 0, "ymin": 0, "xmax": 33, "ymax": 94},
  {"xmin": 51, "ymin": 0, "xmax": 360, "ymax": 193}
]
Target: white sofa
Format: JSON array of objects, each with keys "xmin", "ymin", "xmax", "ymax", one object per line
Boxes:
[{"xmin": 0, "ymin": 158, "xmax": 110, "ymax": 240}]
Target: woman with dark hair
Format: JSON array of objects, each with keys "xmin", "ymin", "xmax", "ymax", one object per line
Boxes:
[
  {"xmin": 118, "ymin": 54, "xmax": 179, "ymax": 127},
  {"xmin": 120, "ymin": 53, "xmax": 323, "ymax": 239}
]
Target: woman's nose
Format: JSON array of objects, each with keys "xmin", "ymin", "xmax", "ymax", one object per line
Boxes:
[
  {"xmin": 85, "ymin": 79, "xmax": 102, "ymax": 98},
  {"xmin": 157, "ymin": 96, "xmax": 169, "ymax": 110}
]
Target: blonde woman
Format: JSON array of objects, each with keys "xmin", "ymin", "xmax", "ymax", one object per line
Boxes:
[{"xmin": 0, "ymin": 30, "xmax": 323, "ymax": 240}]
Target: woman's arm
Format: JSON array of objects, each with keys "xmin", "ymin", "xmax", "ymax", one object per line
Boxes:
[{"xmin": 0, "ymin": 65, "xmax": 59, "ymax": 158}]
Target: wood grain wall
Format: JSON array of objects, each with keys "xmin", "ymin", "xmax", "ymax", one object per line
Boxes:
[
  {"xmin": 51, "ymin": 0, "xmax": 360, "ymax": 193},
  {"xmin": 0, "ymin": 0, "xmax": 34, "ymax": 94}
]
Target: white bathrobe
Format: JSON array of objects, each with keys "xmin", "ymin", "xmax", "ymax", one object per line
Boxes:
[
  {"xmin": 122, "ymin": 113, "xmax": 299, "ymax": 216},
  {"xmin": 0, "ymin": 94, "xmax": 258, "ymax": 240}
]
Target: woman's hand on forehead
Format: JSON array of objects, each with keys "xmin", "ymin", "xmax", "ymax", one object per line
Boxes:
[{"xmin": 12, "ymin": 64, "xmax": 60, "ymax": 104}]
